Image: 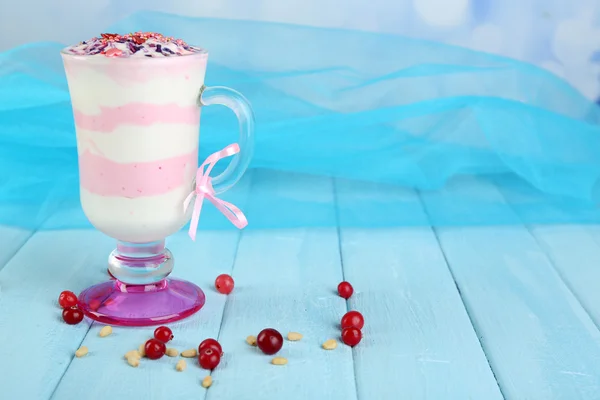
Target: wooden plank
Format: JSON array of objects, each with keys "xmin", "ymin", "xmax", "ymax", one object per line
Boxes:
[
  {"xmin": 0, "ymin": 229, "xmax": 112, "ymax": 399},
  {"xmin": 506, "ymin": 223, "xmax": 600, "ymax": 329},
  {"xmin": 420, "ymin": 177, "xmax": 600, "ymax": 400},
  {"xmin": 496, "ymin": 184, "xmax": 600, "ymax": 336},
  {"xmin": 50, "ymin": 176, "xmax": 252, "ymax": 400},
  {"xmin": 0, "ymin": 200, "xmax": 75, "ymax": 271},
  {"xmin": 335, "ymin": 179, "xmax": 504, "ymax": 400},
  {"xmin": 204, "ymin": 171, "xmax": 357, "ymax": 400},
  {"xmin": 0, "ymin": 226, "xmax": 33, "ymax": 271}
]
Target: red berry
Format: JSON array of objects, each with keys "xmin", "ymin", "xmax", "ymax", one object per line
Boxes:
[
  {"xmin": 62, "ymin": 306, "xmax": 84, "ymax": 325},
  {"xmin": 256, "ymin": 328, "xmax": 283, "ymax": 355},
  {"xmin": 144, "ymin": 338, "xmax": 166, "ymax": 360},
  {"xmin": 341, "ymin": 310, "xmax": 364, "ymax": 330},
  {"xmin": 58, "ymin": 290, "xmax": 78, "ymax": 308},
  {"xmin": 215, "ymin": 274, "xmax": 234, "ymax": 294},
  {"xmin": 198, "ymin": 348, "xmax": 221, "ymax": 370},
  {"xmin": 198, "ymin": 338, "xmax": 222, "ymax": 356},
  {"xmin": 89, "ymin": 299, "xmax": 101, "ymax": 311},
  {"xmin": 337, "ymin": 281, "xmax": 354, "ymax": 299},
  {"xmin": 341, "ymin": 327, "xmax": 362, "ymax": 347},
  {"xmin": 154, "ymin": 326, "xmax": 174, "ymax": 343}
]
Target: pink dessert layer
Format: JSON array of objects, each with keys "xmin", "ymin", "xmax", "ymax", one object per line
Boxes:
[
  {"xmin": 79, "ymin": 149, "xmax": 198, "ymax": 197},
  {"xmin": 63, "ymin": 32, "xmax": 205, "ymax": 58}
]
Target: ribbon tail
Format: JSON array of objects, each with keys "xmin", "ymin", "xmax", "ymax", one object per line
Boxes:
[
  {"xmin": 188, "ymin": 194, "xmax": 205, "ymax": 241},
  {"xmin": 206, "ymin": 195, "xmax": 248, "ymax": 229}
]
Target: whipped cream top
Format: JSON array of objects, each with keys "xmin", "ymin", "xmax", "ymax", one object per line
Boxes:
[{"xmin": 63, "ymin": 32, "xmax": 204, "ymax": 58}]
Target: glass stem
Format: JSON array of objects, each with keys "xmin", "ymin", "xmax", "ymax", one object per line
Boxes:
[{"xmin": 108, "ymin": 240, "xmax": 174, "ymax": 285}]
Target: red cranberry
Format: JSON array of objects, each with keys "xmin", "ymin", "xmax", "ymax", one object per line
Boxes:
[
  {"xmin": 337, "ymin": 281, "xmax": 354, "ymax": 299},
  {"xmin": 256, "ymin": 328, "xmax": 283, "ymax": 355},
  {"xmin": 101, "ymin": 33, "xmax": 118, "ymax": 40},
  {"xmin": 154, "ymin": 326, "xmax": 174, "ymax": 343},
  {"xmin": 341, "ymin": 327, "xmax": 362, "ymax": 347},
  {"xmin": 198, "ymin": 348, "xmax": 221, "ymax": 370},
  {"xmin": 62, "ymin": 306, "xmax": 84, "ymax": 325},
  {"xmin": 89, "ymin": 299, "xmax": 101, "ymax": 311},
  {"xmin": 58, "ymin": 291, "xmax": 78, "ymax": 308},
  {"xmin": 132, "ymin": 35, "xmax": 147, "ymax": 45},
  {"xmin": 145, "ymin": 338, "xmax": 166, "ymax": 359},
  {"xmin": 341, "ymin": 311, "xmax": 364, "ymax": 330},
  {"xmin": 215, "ymin": 274, "xmax": 234, "ymax": 294},
  {"xmin": 199, "ymin": 338, "xmax": 222, "ymax": 356}
]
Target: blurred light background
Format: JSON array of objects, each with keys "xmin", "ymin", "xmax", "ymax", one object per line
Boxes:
[{"xmin": 1, "ymin": 0, "xmax": 599, "ymax": 99}]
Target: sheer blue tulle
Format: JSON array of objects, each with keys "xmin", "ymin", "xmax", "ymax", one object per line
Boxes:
[{"xmin": 1, "ymin": 10, "xmax": 600, "ymax": 232}]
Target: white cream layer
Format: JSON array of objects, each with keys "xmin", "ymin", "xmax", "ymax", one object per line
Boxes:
[
  {"xmin": 64, "ymin": 67, "xmax": 206, "ymax": 114},
  {"xmin": 76, "ymin": 123, "xmax": 200, "ymax": 163},
  {"xmin": 81, "ymin": 187, "xmax": 194, "ymax": 243}
]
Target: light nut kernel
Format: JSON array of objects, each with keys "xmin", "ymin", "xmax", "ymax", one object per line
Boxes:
[
  {"xmin": 246, "ymin": 335, "xmax": 257, "ymax": 346},
  {"xmin": 181, "ymin": 348, "xmax": 197, "ymax": 358},
  {"xmin": 176, "ymin": 359, "xmax": 186, "ymax": 371},
  {"xmin": 75, "ymin": 346, "xmax": 88, "ymax": 358},
  {"xmin": 271, "ymin": 357, "xmax": 288, "ymax": 365},
  {"xmin": 201, "ymin": 376, "xmax": 213, "ymax": 388},
  {"xmin": 322, "ymin": 339, "xmax": 337, "ymax": 350},
  {"xmin": 99, "ymin": 326, "xmax": 113, "ymax": 337}
]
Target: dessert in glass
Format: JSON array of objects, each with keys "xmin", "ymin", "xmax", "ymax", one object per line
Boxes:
[{"xmin": 61, "ymin": 32, "xmax": 254, "ymax": 326}]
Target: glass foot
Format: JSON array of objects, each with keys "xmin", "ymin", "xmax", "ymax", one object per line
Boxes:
[{"xmin": 78, "ymin": 278, "xmax": 205, "ymax": 326}]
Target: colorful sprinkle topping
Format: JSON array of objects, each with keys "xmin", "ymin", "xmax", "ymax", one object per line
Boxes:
[{"xmin": 63, "ymin": 32, "xmax": 204, "ymax": 58}]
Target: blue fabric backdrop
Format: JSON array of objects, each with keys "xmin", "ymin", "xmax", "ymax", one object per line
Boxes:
[
  {"xmin": 1, "ymin": 10, "xmax": 600, "ymax": 231},
  {"xmin": 2, "ymin": 0, "xmax": 599, "ymax": 99}
]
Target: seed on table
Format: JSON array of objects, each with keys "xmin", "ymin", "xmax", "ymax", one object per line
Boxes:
[
  {"xmin": 166, "ymin": 348, "xmax": 179, "ymax": 357},
  {"xmin": 124, "ymin": 350, "xmax": 141, "ymax": 360},
  {"xmin": 246, "ymin": 335, "xmax": 257, "ymax": 346},
  {"xmin": 75, "ymin": 346, "xmax": 88, "ymax": 358},
  {"xmin": 201, "ymin": 376, "xmax": 213, "ymax": 388},
  {"xmin": 127, "ymin": 356, "xmax": 140, "ymax": 367},
  {"xmin": 181, "ymin": 348, "xmax": 197, "ymax": 358},
  {"xmin": 322, "ymin": 339, "xmax": 337, "ymax": 350},
  {"xmin": 287, "ymin": 332, "xmax": 303, "ymax": 341},
  {"xmin": 138, "ymin": 343, "xmax": 146, "ymax": 357},
  {"xmin": 271, "ymin": 357, "xmax": 288, "ymax": 365},
  {"xmin": 176, "ymin": 359, "xmax": 186, "ymax": 371},
  {"xmin": 99, "ymin": 326, "xmax": 113, "ymax": 337}
]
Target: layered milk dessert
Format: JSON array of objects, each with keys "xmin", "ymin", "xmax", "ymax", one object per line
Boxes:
[{"xmin": 62, "ymin": 32, "xmax": 208, "ymax": 243}]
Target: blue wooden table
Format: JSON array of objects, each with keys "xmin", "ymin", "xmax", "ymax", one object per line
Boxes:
[{"xmin": 1, "ymin": 171, "xmax": 600, "ymax": 400}]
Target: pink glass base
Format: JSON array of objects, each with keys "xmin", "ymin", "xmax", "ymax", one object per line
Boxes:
[{"xmin": 78, "ymin": 278, "xmax": 205, "ymax": 327}]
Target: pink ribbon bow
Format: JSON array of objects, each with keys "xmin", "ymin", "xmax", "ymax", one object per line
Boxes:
[{"xmin": 183, "ymin": 143, "xmax": 248, "ymax": 241}]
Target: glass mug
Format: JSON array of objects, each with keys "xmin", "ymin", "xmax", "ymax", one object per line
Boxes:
[{"xmin": 61, "ymin": 46, "xmax": 254, "ymax": 326}]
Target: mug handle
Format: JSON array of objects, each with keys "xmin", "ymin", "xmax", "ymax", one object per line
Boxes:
[{"xmin": 198, "ymin": 85, "xmax": 255, "ymax": 194}]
